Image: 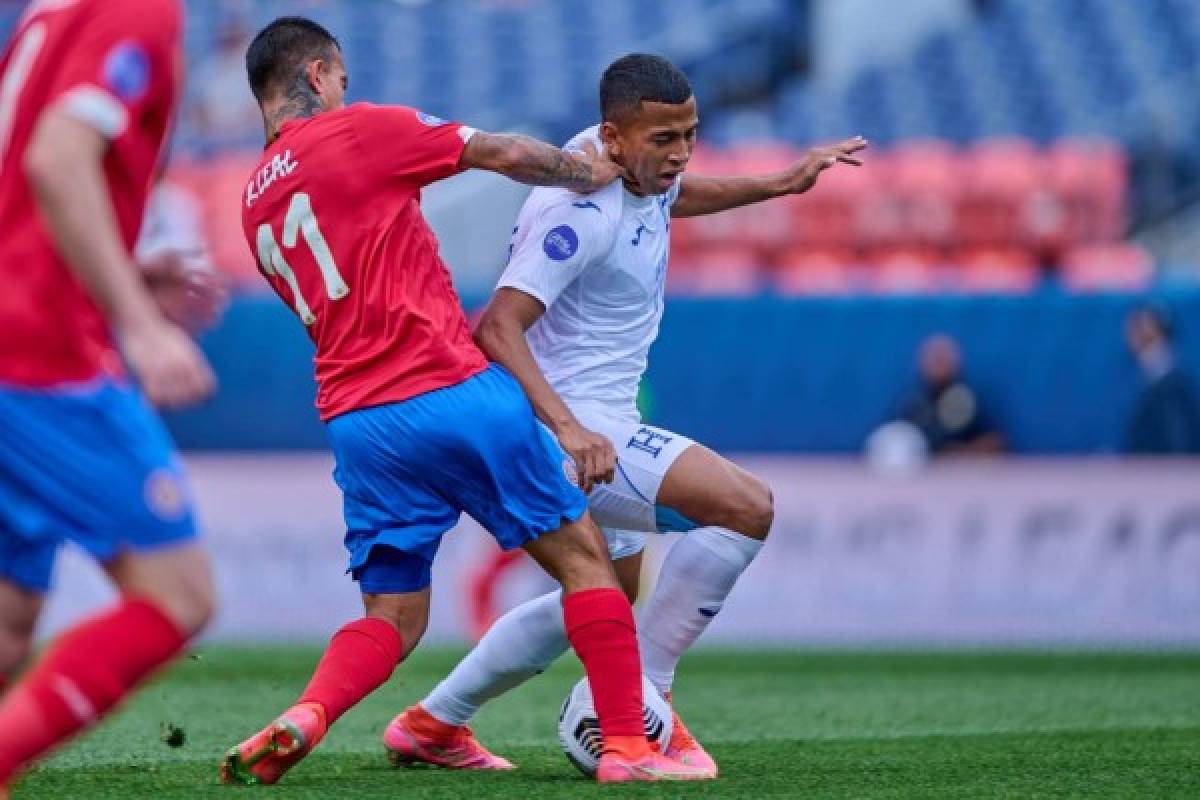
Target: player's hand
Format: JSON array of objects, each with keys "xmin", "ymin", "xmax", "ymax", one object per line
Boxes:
[
  {"xmin": 142, "ymin": 249, "xmax": 229, "ymax": 334},
  {"xmin": 570, "ymin": 139, "xmax": 629, "ymax": 192},
  {"xmin": 557, "ymin": 421, "xmax": 617, "ymax": 494},
  {"xmin": 777, "ymin": 136, "xmax": 867, "ymax": 195},
  {"xmin": 119, "ymin": 318, "xmax": 217, "ymax": 409}
]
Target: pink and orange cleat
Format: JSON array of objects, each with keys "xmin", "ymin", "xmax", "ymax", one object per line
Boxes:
[
  {"xmin": 383, "ymin": 705, "xmax": 515, "ymax": 770},
  {"xmin": 595, "ymin": 748, "xmax": 714, "ymax": 783},
  {"xmin": 219, "ymin": 702, "xmax": 328, "ymax": 786},
  {"xmin": 663, "ymin": 692, "xmax": 719, "ymax": 778}
]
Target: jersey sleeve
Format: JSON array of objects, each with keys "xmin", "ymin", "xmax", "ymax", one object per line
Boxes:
[
  {"xmin": 47, "ymin": 0, "xmax": 180, "ymax": 141},
  {"xmin": 351, "ymin": 104, "xmax": 475, "ymax": 186},
  {"xmin": 497, "ymin": 198, "xmax": 615, "ymax": 309}
]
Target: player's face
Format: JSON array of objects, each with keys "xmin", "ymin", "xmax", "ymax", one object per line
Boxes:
[{"xmin": 602, "ymin": 97, "xmax": 699, "ymax": 196}]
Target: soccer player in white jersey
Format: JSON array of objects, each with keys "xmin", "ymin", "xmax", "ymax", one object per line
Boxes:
[{"xmin": 381, "ymin": 54, "xmax": 865, "ymax": 776}]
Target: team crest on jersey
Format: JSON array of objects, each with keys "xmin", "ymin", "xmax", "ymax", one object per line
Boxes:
[
  {"xmin": 103, "ymin": 41, "xmax": 151, "ymax": 103},
  {"xmin": 144, "ymin": 469, "xmax": 187, "ymax": 521},
  {"xmin": 543, "ymin": 225, "xmax": 579, "ymax": 261},
  {"xmin": 416, "ymin": 111, "xmax": 448, "ymax": 126}
]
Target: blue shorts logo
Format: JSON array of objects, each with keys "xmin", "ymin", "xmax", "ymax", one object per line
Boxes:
[
  {"xmin": 144, "ymin": 469, "xmax": 187, "ymax": 521},
  {"xmin": 543, "ymin": 225, "xmax": 579, "ymax": 261},
  {"xmin": 103, "ymin": 41, "xmax": 151, "ymax": 104},
  {"xmin": 416, "ymin": 111, "xmax": 448, "ymax": 126}
]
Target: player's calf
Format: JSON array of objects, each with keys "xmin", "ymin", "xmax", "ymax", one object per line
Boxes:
[
  {"xmin": 524, "ymin": 516, "xmax": 660, "ymax": 768},
  {"xmin": 106, "ymin": 545, "xmax": 217, "ymax": 636}
]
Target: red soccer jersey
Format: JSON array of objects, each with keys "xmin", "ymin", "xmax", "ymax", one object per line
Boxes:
[
  {"xmin": 242, "ymin": 103, "xmax": 488, "ymax": 421},
  {"xmin": 0, "ymin": 0, "xmax": 182, "ymax": 386}
]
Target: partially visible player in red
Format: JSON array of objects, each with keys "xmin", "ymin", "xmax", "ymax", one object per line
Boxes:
[
  {"xmin": 0, "ymin": 0, "xmax": 219, "ymax": 794},
  {"xmin": 220, "ymin": 17, "xmax": 709, "ymax": 785}
]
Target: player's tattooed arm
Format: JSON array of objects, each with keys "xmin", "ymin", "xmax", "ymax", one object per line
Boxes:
[
  {"xmin": 672, "ymin": 136, "xmax": 867, "ymax": 218},
  {"xmin": 461, "ymin": 132, "xmax": 626, "ymax": 192}
]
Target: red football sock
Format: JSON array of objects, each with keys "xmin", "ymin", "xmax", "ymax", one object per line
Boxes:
[
  {"xmin": 0, "ymin": 597, "xmax": 186, "ymax": 783},
  {"xmin": 298, "ymin": 617, "xmax": 402, "ymax": 725},
  {"xmin": 562, "ymin": 587, "xmax": 648, "ymax": 758}
]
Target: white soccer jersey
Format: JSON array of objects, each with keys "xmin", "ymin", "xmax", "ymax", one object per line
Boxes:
[{"xmin": 497, "ymin": 126, "xmax": 680, "ymax": 422}]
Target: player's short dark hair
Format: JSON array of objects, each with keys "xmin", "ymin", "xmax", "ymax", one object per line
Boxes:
[
  {"xmin": 600, "ymin": 54, "xmax": 693, "ymax": 123},
  {"xmin": 246, "ymin": 16, "xmax": 341, "ymax": 104}
]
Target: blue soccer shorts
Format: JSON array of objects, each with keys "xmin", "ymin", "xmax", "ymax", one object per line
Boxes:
[
  {"xmin": 327, "ymin": 364, "xmax": 588, "ymax": 594},
  {"xmin": 0, "ymin": 378, "xmax": 198, "ymax": 593}
]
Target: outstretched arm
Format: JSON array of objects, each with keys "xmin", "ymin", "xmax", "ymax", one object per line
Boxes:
[
  {"xmin": 24, "ymin": 110, "xmax": 215, "ymax": 407},
  {"xmin": 460, "ymin": 132, "xmax": 626, "ymax": 193},
  {"xmin": 474, "ymin": 288, "xmax": 616, "ymax": 493},
  {"xmin": 672, "ymin": 136, "xmax": 867, "ymax": 218}
]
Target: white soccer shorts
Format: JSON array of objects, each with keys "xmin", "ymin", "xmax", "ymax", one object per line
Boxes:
[{"xmin": 568, "ymin": 407, "xmax": 696, "ymax": 561}]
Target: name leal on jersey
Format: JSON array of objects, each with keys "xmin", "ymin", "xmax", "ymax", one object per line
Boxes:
[{"xmin": 245, "ymin": 150, "xmax": 299, "ymax": 208}]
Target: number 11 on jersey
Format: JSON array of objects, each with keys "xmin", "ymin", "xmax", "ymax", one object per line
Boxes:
[{"xmin": 256, "ymin": 192, "xmax": 348, "ymax": 325}]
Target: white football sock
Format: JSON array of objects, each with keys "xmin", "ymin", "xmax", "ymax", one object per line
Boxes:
[
  {"xmin": 639, "ymin": 527, "xmax": 764, "ymax": 694},
  {"xmin": 422, "ymin": 589, "xmax": 568, "ymax": 726}
]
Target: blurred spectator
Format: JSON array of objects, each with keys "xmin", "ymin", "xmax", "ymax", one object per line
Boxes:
[
  {"xmin": 889, "ymin": 334, "xmax": 1005, "ymax": 456},
  {"xmin": 1122, "ymin": 306, "xmax": 1200, "ymax": 454},
  {"xmin": 188, "ymin": 16, "xmax": 261, "ymax": 151}
]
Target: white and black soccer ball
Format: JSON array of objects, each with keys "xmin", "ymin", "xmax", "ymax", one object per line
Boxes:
[{"xmin": 557, "ymin": 675, "xmax": 673, "ymax": 777}]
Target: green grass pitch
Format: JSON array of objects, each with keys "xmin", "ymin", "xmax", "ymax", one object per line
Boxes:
[{"xmin": 15, "ymin": 647, "xmax": 1200, "ymax": 798}]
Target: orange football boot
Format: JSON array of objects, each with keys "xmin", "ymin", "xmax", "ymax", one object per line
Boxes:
[{"xmin": 219, "ymin": 702, "xmax": 327, "ymax": 786}]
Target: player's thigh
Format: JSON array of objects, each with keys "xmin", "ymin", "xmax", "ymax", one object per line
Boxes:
[
  {"xmin": 0, "ymin": 380, "xmax": 200, "ymax": 572},
  {"xmin": 328, "ymin": 365, "xmax": 586, "ymax": 559},
  {"xmin": 657, "ymin": 443, "xmax": 774, "ymax": 539},
  {"xmin": 326, "ymin": 401, "xmax": 465, "ymax": 590},
  {"xmin": 437, "ymin": 366, "xmax": 589, "ymax": 553},
  {"xmin": 577, "ymin": 416, "xmax": 693, "ymax": 533},
  {"xmin": 0, "ymin": 380, "xmax": 201, "ymax": 639}
]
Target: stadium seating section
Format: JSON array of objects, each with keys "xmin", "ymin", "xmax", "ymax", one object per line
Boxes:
[
  {"xmin": 669, "ymin": 137, "xmax": 1140, "ymax": 294},
  {"xmin": 173, "ymin": 136, "xmax": 1144, "ymax": 296}
]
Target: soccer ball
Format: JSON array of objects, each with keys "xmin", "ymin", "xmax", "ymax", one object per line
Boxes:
[{"xmin": 557, "ymin": 675, "xmax": 673, "ymax": 777}]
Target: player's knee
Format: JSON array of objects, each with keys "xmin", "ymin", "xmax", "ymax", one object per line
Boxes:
[
  {"xmin": 727, "ymin": 478, "xmax": 774, "ymax": 540},
  {"xmin": 144, "ymin": 566, "xmax": 215, "ymax": 638},
  {"xmin": 528, "ymin": 517, "xmax": 620, "ymax": 594},
  {"xmin": 162, "ymin": 572, "xmax": 216, "ymax": 637},
  {"xmin": 559, "ymin": 528, "xmax": 619, "ymax": 594}
]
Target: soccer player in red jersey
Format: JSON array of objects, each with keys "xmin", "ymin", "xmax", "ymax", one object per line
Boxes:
[
  {"xmin": 220, "ymin": 18, "xmax": 709, "ymax": 785},
  {"xmin": 0, "ymin": 0, "xmax": 218, "ymax": 793}
]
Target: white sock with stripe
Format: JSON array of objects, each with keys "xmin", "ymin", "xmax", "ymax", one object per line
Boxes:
[{"xmin": 638, "ymin": 527, "xmax": 764, "ymax": 694}]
